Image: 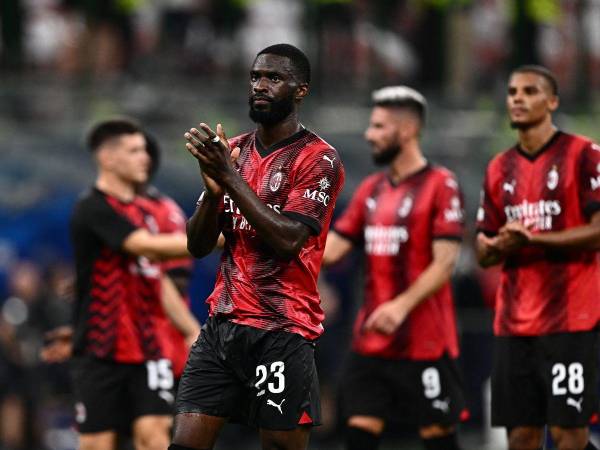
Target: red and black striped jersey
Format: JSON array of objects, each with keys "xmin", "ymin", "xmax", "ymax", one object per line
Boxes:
[
  {"xmin": 70, "ymin": 188, "xmax": 168, "ymax": 363},
  {"xmin": 136, "ymin": 188, "xmax": 193, "ymax": 377},
  {"xmin": 477, "ymin": 131, "xmax": 600, "ymax": 336},
  {"xmin": 205, "ymin": 128, "xmax": 345, "ymax": 340},
  {"xmin": 334, "ymin": 165, "xmax": 464, "ymax": 360}
]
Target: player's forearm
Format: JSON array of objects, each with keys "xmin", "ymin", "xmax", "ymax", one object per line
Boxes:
[
  {"xmin": 322, "ymin": 232, "xmax": 353, "ymax": 267},
  {"xmin": 161, "ymin": 276, "xmax": 201, "ymax": 339},
  {"xmin": 187, "ymin": 193, "xmax": 222, "ymax": 258},
  {"xmin": 394, "ymin": 258, "xmax": 456, "ymax": 314},
  {"xmin": 529, "ymin": 223, "xmax": 600, "ymax": 250},
  {"xmin": 124, "ymin": 230, "xmax": 189, "ymax": 260},
  {"xmin": 222, "ymin": 172, "xmax": 309, "ymax": 260}
]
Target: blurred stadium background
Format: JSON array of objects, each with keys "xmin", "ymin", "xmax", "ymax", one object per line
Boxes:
[{"xmin": 1, "ymin": 0, "xmax": 600, "ymax": 449}]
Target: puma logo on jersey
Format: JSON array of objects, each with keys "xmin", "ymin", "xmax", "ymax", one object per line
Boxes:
[
  {"xmin": 432, "ymin": 398, "xmax": 450, "ymax": 414},
  {"xmin": 267, "ymin": 398, "xmax": 286, "ymax": 414},
  {"xmin": 567, "ymin": 397, "xmax": 583, "ymax": 413},
  {"xmin": 323, "ymin": 155, "xmax": 336, "ymax": 168},
  {"xmin": 503, "ymin": 180, "xmax": 516, "ymax": 194}
]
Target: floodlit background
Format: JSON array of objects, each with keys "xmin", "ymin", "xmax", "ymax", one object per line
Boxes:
[{"xmin": 1, "ymin": 1, "xmax": 600, "ymax": 449}]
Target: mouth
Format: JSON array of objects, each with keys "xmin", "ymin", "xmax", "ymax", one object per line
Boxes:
[
  {"xmin": 510, "ymin": 107, "xmax": 528, "ymax": 115},
  {"xmin": 252, "ymin": 96, "xmax": 272, "ymax": 106}
]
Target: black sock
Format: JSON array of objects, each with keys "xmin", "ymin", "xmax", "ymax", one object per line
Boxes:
[
  {"xmin": 345, "ymin": 426, "xmax": 380, "ymax": 450},
  {"xmin": 585, "ymin": 443, "xmax": 598, "ymax": 450},
  {"xmin": 423, "ymin": 433, "xmax": 461, "ymax": 450}
]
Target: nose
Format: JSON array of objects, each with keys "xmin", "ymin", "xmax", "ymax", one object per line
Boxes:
[
  {"xmin": 253, "ymin": 76, "xmax": 268, "ymax": 93},
  {"xmin": 364, "ymin": 127, "xmax": 372, "ymax": 142}
]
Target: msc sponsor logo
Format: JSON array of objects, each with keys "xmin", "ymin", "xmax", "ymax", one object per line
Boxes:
[
  {"xmin": 444, "ymin": 196, "xmax": 463, "ymax": 223},
  {"xmin": 504, "ymin": 199, "xmax": 561, "ymax": 231},
  {"xmin": 303, "ymin": 189, "xmax": 330, "ymax": 206},
  {"xmin": 364, "ymin": 225, "xmax": 408, "ymax": 255}
]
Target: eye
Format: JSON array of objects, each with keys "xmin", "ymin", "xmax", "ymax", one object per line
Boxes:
[{"xmin": 270, "ymin": 74, "xmax": 280, "ymax": 82}]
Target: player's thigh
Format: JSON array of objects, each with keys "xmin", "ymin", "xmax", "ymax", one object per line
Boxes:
[
  {"xmin": 132, "ymin": 415, "xmax": 171, "ymax": 450},
  {"xmin": 407, "ymin": 355, "xmax": 467, "ymax": 428},
  {"xmin": 259, "ymin": 425, "xmax": 311, "ymax": 450},
  {"xmin": 340, "ymin": 352, "xmax": 393, "ymax": 421},
  {"xmin": 250, "ymin": 332, "xmax": 320, "ymax": 431},
  {"xmin": 541, "ymin": 330, "xmax": 599, "ymax": 427},
  {"xmin": 171, "ymin": 412, "xmax": 227, "ymax": 450},
  {"xmin": 491, "ymin": 336, "xmax": 545, "ymax": 428},
  {"xmin": 128, "ymin": 359, "xmax": 175, "ymax": 421},
  {"xmin": 79, "ymin": 430, "xmax": 118, "ymax": 450},
  {"xmin": 71, "ymin": 357, "xmax": 128, "ymax": 433},
  {"xmin": 176, "ymin": 319, "xmax": 243, "ymax": 418}
]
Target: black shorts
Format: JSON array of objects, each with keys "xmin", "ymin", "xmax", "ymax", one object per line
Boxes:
[
  {"xmin": 71, "ymin": 356, "xmax": 175, "ymax": 433},
  {"xmin": 176, "ymin": 316, "xmax": 321, "ymax": 430},
  {"xmin": 492, "ymin": 330, "xmax": 599, "ymax": 428},
  {"xmin": 340, "ymin": 352, "xmax": 467, "ymax": 427}
]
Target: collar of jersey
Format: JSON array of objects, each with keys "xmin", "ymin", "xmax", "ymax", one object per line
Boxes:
[
  {"xmin": 254, "ymin": 127, "xmax": 309, "ymax": 158},
  {"xmin": 386, "ymin": 162, "xmax": 431, "ymax": 186},
  {"xmin": 515, "ymin": 130, "xmax": 562, "ymax": 161}
]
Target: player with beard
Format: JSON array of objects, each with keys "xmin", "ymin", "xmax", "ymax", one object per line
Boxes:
[
  {"xmin": 476, "ymin": 66, "xmax": 600, "ymax": 450},
  {"xmin": 169, "ymin": 44, "xmax": 344, "ymax": 450},
  {"xmin": 323, "ymin": 86, "xmax": 467, "ymax": 450}
]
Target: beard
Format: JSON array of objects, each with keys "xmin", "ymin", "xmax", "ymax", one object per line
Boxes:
[
  {"xmin": 372, "ymin": 145, "xmax": 401, "ymax": 166},
  {"xmin": 249, "ymin": 94, "xmax": 295, "ymax": 126}
]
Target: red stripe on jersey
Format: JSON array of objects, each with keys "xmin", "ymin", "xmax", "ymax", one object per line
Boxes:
[{"xmin": 477, "ymin": 132, "xmax": 600, "ymax": 336}]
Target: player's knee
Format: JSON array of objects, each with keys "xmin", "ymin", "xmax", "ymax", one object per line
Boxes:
[
  {"xmin": 420, "ymin": 425, "xmax": 460, "ymax": 450},
  {"xmin": 347, "ymin": 415, "xmax": 385, "ymax": 435},
  {"xmin": 508, "ymin": 426, "xmax": 544, "ymax": 450},
  {"xmin": 550, "ymin": 426, "xmax": 590, "ymax": 450}
]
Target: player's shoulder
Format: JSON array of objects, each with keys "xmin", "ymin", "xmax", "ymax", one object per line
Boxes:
[
  {"xmin": 560, "ymin": 131, "xmax": 599, "ymax": 152},
  {"xmin": 228, "ymin": 131, "xmax": 255, "ymax": 148},
  {"xmin": 73, "ymin": 187, "xmax": 105, "ymax": 212},
  {"xmin": 427, "ymin": 164, "xmax": 461, "ymax": 189},
  {"xmin": 301, "ymin": 130, "xmax": 340, "ymax": 159}
]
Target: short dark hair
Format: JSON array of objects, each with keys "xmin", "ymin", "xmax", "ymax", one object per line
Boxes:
[
  {"xmin": 256, "ymin": 43, "xmax": 311, "ymax": 84},
  {"xmin": 511, "ymin": 65, "xmax": 559, "ymax": 95},
  {"xmin": 144, "ymin": 131, "xmax": 160, "ymax": 178},
  {"xmin": 371, "ymin": 86, "xmax": 427, "ymax": 123},
  {"xmin": 86, "ymin": 118, "xmax": 143, "ymax": 152}
]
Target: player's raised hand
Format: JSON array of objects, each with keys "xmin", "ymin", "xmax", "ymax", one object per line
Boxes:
[
  {"xmin": 364, "ymin": 299, "xmax": 409, "ymax": 335},
  {"xmin": 185, "ymin": 123, "xmax": 240, "ymax": 197}
]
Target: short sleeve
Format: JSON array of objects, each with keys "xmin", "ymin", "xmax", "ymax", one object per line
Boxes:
[
  {"xmin": 282, "ymin": 148, "xmax": 345, "ymax": 235},
  {"xmin": 333, "ymin": 178, "xmax": 375, "ymax": 244},
  {"xmin": 476, "ymin": 168, "xmax": 502, "ymax": 236},
  {"xmin": 578, "ymin": 141, "xmax": 600, "ymax": 218},
  {"xmin": 432, "ymin": 174, "xmax": 465, "ymax": 240},
  {"xmin": 72, "ymin": 195, "xmax": 137, "ymax": 251}
]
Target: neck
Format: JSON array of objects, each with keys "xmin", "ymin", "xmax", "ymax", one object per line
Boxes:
[
  {"xmin": 517, "ymin": 117, "xmax": 557, "ymax": 154},
  {"xmin": 388, "ymin": 139, "xmax": 427, "ymax": 183},
  {"xmin": 96, "ymin": 172, "xmax": 136, "ymax": 202},
  {"xmin": 256, "ymin": 112, "xmax": 302, "ymax": 148}
]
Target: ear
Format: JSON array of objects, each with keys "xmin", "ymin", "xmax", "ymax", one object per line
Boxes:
[
  {"xmin": 548, "ymin": 94, "xmax": 559, "ymax": 113},
  {"xmin": 96, "ymin": 147, "xmax": 114, "ymax": 170},
  {"xmin": 295, "ymin": 83, "xmax": 309, "ymax": 102},
  {"xmin": 398, "ymin": 115, "xmax": 420, "ymax": 141}
]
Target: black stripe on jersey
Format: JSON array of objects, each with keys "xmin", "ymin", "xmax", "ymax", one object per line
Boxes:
[{"xmin": 283, "ymin": 211, "xmax": 321, "ymax": 235}]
